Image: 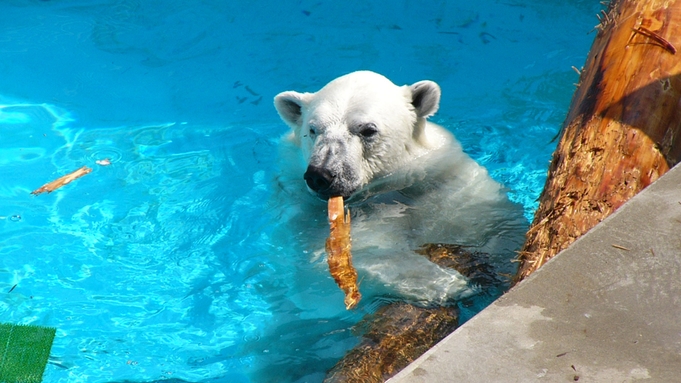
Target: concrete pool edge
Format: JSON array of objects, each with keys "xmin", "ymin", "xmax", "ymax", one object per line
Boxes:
[{"xmin": 388, "ymin": 163, "xmax": 681, "ymax": 382}]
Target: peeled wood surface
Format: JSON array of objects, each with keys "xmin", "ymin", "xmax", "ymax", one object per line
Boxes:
[
  {"xmin": 326, "ymin": 196, "xmax": 361, "ymax": 310},
  {"xmin": 515, "ymin": 0, "xmax": 681, "ymax": 282}
]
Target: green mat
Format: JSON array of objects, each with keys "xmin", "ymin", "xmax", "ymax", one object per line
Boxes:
[{"xmin": 0, "ymin": 323, "xmax": 56, "ymax": 383}]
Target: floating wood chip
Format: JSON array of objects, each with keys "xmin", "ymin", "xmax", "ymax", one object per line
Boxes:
[
  {"xmin": 326, "ymin": 196, "xmax": 361, "ymax": 310},
  {"xmin": 31, "ymin": 166, "xmax": 92, "ymax": 195}
]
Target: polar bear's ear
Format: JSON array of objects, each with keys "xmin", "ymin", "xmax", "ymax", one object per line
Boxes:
[
  {"xmin": 409, "ymin": 81, "xmax": 441, "ymax": 118},
  {"xmin": 274, "ymin": 91, "xmax": 313, "ymax": 129}
]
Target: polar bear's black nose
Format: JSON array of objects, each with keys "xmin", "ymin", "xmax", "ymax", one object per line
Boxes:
[{"xmin": 304, "ymin": 165, "xmax": 334, "ymax": 193}]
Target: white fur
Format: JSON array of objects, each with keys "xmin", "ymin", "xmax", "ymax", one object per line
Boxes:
[{"xmin": 273, "ymin": 71, "xmax": 525, "ymax": 307}]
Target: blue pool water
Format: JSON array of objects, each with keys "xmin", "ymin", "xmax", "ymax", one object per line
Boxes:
[{"xmin": 0, "ymin": 1, "xmax": 600, "ymax": 382}]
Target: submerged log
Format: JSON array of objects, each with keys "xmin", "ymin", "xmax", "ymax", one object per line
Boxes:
[
  {"xmin": 324, "ymin": 302, "xmax": 459, "ymax": 383},
  {"xmin": 325, "ymin": 244, "xmax": 504, "ymax": 383},
  {"xmin": 515, "ymin": 0, "xmax": 681, "ymax": 282},
  {"xmin": 416, "ymin": 243, "xmax": 503, "ymax": 288}
]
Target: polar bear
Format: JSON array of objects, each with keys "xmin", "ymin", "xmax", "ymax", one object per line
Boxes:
[{"xmin": 273, "ymin": 71, "xmax": 526, "ymax": 306}]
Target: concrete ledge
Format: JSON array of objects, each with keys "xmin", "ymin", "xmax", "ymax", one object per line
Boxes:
[{"xmin": 389, "ymin": 164, "xmax": 681, "ymax": 383}]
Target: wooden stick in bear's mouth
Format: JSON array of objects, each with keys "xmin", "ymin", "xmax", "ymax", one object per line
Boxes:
[{"xmin": 326, "ymin": 196, "xmax": 361, "ymax": 310}]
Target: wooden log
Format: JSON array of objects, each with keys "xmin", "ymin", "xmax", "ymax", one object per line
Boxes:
[
  {"xmin": 515, "ymin": 0, "xmax": 681, "ymax": 283},
  {"xmin": 324, "ymin": 302, "xmax": 459, "ymax": 383},
  {"xmin": 325, "ymin": 244, "xmax": 505, "ymax": 383}
]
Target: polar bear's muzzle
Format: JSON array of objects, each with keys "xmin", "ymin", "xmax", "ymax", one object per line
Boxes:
[
  {"xmin": 303, "ymin": 135, "xmax": 363, "ymax": 199},
  {"xmin": 304, "ymin": 165, "xmax": 334, "ymax": 193},
  {"xmin": 303, "ymin": 161, "xmax": 359, "ymax": 200},
  {"xmin": 303, "ymin": 164, "xmax": 352, "ymax": 200}
]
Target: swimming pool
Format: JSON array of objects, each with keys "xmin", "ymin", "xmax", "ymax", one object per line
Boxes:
[{"xmin": 0, "ymin": 1, "xmax": 600, "ymax": 382}]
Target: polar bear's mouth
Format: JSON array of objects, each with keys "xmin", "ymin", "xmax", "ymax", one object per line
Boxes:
[{"xmin": 303, "ymin": 158, "xmax": 435, "ymax": 204}]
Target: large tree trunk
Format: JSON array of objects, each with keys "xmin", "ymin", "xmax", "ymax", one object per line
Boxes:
[{"xmin": 515, "ymin": 0, "xmax": 681, "ymax": 282}]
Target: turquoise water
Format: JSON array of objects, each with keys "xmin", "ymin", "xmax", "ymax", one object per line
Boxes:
[{"xmin": 0, "ymin": 1, "xmax": 600, "ymax": 382}]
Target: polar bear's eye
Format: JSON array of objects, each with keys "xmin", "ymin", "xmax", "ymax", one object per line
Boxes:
[
  {"xmin": 308, "ymin": 127, "xmax": 316, "ymax": 138},
  {"xmin": 359, "ymin": 123, "xmax": 378, "ymax": 138}
]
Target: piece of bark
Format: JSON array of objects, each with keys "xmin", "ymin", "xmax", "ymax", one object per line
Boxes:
[
  {"xmin": 31, "ymin": 166, "xmax": 92, "ymax": 195},
  {"xmin": 326, "ymin": 196, "xmax": 361, "ymax": 310},
  {"xmin": 515, "ymin": 0, "xmax": 681, "ymax": 282}
]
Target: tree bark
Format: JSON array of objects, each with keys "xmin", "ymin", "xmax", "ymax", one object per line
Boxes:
[{"xmin": 515, "ymin": 0, "xmax": 681, "ymax": 283}]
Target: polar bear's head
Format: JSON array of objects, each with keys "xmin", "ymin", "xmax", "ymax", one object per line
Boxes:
[{"xmin": 274, "ymin": 71, "xmax": 442, "ymax": 200}]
